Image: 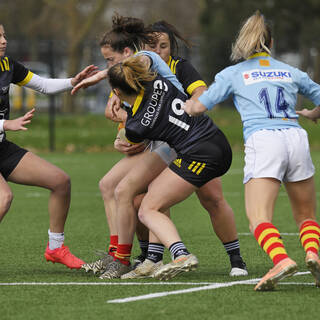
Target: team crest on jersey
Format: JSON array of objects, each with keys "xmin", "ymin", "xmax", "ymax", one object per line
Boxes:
[{"xmin": 242, "ymin": 69, "xmax": 293, "ymax": 85}]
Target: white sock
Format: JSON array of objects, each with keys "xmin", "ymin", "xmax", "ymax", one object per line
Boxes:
[{"xmin": 48, "ymin": 229, "xmax": 64, "ymax": 250}]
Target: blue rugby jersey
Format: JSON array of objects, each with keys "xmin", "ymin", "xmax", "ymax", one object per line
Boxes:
[
  {"xmin": 138, "ymin": 51, "xmax": 185, "ymax": 95},
  {"xmin": 198, "ymin": 53, "xmax": 320, "ymax": 141}
]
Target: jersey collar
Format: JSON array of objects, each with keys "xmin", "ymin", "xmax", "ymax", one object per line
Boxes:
[
  {"xmin": 247, "ymin": 52, "xmax": 270, "ymax": 60},
  {"xmin": 132, "ymin": 89, "xmax": 145, "ymax": 116}
]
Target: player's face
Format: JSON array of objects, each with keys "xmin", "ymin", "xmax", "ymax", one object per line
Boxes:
[
  {"xmin": 146, "ymin": 32, "xmax": 171, "ymax": 63},
  {"xmin": 0, "ymin": 25, "xmax": 7, "ymax": 58},
  {"xmin": 101, "ymin": 45, "xmax": 132, "ymax": 68}
]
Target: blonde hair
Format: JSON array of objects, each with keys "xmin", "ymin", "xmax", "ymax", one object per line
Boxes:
[
  {"xmin": 108, "ymin": 55, "xmax": 156, "ymax": 95},
  {"xmin": 231, "ymin": 11, "xmax": 272, "ymax": 61}
]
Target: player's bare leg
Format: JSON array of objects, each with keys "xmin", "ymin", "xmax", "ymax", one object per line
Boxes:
[
  {"xmin": 196, "ymin": 177, "xmax": 247, "ymax": 276},
  {"xmin": 7, "ymin": 152, "xmax": 83, "ymax": 269},
  {"xmin": 0, "ymin": 174, "xmax": 13, "ymax": 223}
]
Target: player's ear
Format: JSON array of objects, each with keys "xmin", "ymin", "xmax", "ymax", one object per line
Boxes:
[
  {"xmin": 123, "ymin": 47, "xmax": 133, "ymax": 58},
  {"xmin": 113, "ymin": 88, "xmax": 121, "ymax": 97}
]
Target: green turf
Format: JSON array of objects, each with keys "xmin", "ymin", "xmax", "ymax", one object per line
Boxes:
[
  {"xmin": 7, "ymin": 107, "xmax": 320, "ymax": 152},
  {"xmin": 1, "ymin": 150, "xmax": 319, "ymax": 320}
]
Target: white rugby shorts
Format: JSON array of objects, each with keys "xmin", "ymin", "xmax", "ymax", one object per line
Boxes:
[
  {"xmin": 243, "ymin": 128, "xmax": 315, "ymax": 184},
  {"xmin": 149, "ymin": 141, "xmax": 177, "ymax": 165}
]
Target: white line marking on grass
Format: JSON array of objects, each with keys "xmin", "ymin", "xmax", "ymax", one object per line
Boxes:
[
  {"xmin": 107, "ymin": 271, "xmax": 312, "ymax": 304},
  {"xmin": 238, "ymin": 232, "xmax": 299, "ymax": 236},
  {"xmin": 107, "ymin": 278, "xmax": 261, "ymax": 304},
  {"xmin": 0, "ymin": 281, "xmax": 215, "ymax": 286}
]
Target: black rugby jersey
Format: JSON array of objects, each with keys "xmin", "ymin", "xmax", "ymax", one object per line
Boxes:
[
  {"xmin": 0, "ymin": 57, "xmax": 31, "ymax": 142},
  {"xmin": 125, "ymin": 74, "xmax": 218, "ymax": 155},
  {"xmin": 167, "ymin": 56, "xmax": 206, "ymax": 97},
  {"xmin": 0, "ymin": 56, "xmax": 31, "ymax": 120}
]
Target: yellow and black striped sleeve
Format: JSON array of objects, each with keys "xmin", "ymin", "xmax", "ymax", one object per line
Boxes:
[
  {"xmin": 10, "ymin": 59, "xmax": 33, "ymax": 86},
  {"xmin": 174, "ymin": 57, "xmax": 207, "ymax": 97}
]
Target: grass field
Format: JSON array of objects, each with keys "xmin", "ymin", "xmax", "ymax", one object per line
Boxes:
[
  {"xmin": 1, "ymin": 109, "xmax": 320, "ymax": 319},
  {"xmin": 1, "ymin": 150, "xmax": 319, "ymax": 320}
]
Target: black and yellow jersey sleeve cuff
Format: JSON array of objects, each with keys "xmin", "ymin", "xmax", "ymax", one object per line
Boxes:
[
  {"xmin": 186, "ymin": 80, "xmax": 207, "ymax": 96},
  {"xmin": 16, "ymin": 71, "xmax": 34, "ymax": 86}
]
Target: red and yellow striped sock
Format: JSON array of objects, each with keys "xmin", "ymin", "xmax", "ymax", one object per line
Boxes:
[
  {"xmin": 114, "ymin": 244, "xmax": 132, "ymax": 266},
  {"xmin": 254, "ymin": 222, "xmax": 288, "ymax": 265},
  {"xmin": 299, "ymin": 220, "xmax": 320, "ymax": 254},
  {"xmin": 108, "ymin": 235, "xmax": 118, "ymax": 257}
]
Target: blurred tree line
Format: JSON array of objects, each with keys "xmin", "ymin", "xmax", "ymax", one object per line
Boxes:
[
  {"xmin": 200, "ymin": 0, "xmax": 320, "ymax": 86},
  {"xmin": 1, "ymin": 0, "xmax": 320, "ymax": 112}
]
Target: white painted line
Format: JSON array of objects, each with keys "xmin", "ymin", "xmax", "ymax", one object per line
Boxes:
[
  {"xmin": 0, "ymin": 272, "xmax": 310, "ymax": 287},
  {"xmin": 107, "ymin": 278, "xmax": 261, "ymax": 304},
  {"xmin": 107, "ymin": 271, "xmax": 313, "ymax": 304},
  {"xmin": 0, "ymin": 281, "xmax": 216, "ymax": 286},
  {"xmin": 238, "ymin": 232, "xmax": 299, "ymax": 236}
]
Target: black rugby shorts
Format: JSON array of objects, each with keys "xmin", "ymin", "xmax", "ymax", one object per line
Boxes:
[
  {"xmin": 169, "ymin": 129, "xmax": 232, "ymax": 188},
  {"xmin": 0, "ymin": 140, "xmax": 28, "ymax": 179}
]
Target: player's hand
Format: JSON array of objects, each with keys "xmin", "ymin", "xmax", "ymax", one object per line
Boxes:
[
  {"xmin": 71, "ymin": 69, "xmax": 108, "ymax": 95},
  {"xmin": 182, "ymin": 99, "xmax": 207, "ymax": 116},
  {"xmin": 105, "ymin": 95, "xmax": 127, "ymax": 122},
  {"xmin": 3, "ymin": 108, "xmax": 35, "ymax": 131},
  {"xmin": 114, "ymin": 138, "xmax": 145, "ymax": 155},
  {"xmin": 71, "ymin": 65, "xmax": 99, "ymax": 87},
  {"xmin": 296, "ymin": 108, "xmax": 318, "ymax": 123},
  {"xmin": 110, "ymin": 94, "xmax": 123, "ymax": 119}
]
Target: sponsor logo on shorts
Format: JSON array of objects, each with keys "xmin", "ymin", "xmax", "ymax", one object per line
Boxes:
[{"xmin": 243, "ymin": 69, "xmax": 293, "ymax": 85}]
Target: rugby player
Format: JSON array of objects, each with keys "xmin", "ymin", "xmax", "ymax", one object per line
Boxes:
[
  {"xmin": 183, "ymin": 11, "xmax": 320, "ymax": 290},
  {"xmin": 0, "ymin": 23, "xmax": 97, "ymax": 269},
  {"xmin": 105, "ymin": 54, "xmax": 233, "ymax": 280}
]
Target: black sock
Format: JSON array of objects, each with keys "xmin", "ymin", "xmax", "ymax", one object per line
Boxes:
[
  {"xmin": 147, "ymin": 243, "xmax": 164, "ymax": 263},
  {"xmin": 223, "ymin": 239, "xmax": 246, "ymax": 269},
  {"xmin": 169, "ymin": 241, "xmax": 190, "ymax": 260},
  {"xmin": 138, "ymin": 240, "xmax": 148, "ymax": 258}
]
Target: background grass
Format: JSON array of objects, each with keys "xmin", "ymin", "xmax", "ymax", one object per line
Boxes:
[
  {"xmin": 7, "ymin": 107, "xmax": 320, "ymax": 152},
  {"xmin": 1, "ymin": 109, "xmax": 320, "ymax": 319}
]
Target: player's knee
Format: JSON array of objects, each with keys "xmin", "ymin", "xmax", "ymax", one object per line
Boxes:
[
  {"xmin": 53, "ymin": 171, "xmax": 71, "ymax": 193},
  {"xmin": 0, "ymin": 190, "xmax": 13, "ymax": 218},
  {"xmin": 199, "ymin": 194, "xmax": 224, "ymax": 212},
  {"xmin": 99, "ymin": 176, "xmax": 115, "ymax": 200}
]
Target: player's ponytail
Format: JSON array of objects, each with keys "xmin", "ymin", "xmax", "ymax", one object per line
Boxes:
[
  {"xmin": 231, "ymin": 11, "xmax": 272, "ymax": 61},
  {"xmin": 100, "ymin": 13, "xmax": 155, "ymax": 53},
  {"xmin": 108, "ymin": 55, "xmax": 156, "ymax": 96}
]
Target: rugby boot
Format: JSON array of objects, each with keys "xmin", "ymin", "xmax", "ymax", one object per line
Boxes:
[
  {"xmin": 44, "ymin": 243, "xmax": 85, "ymax": 269},
  {"xmin": 254, "ymin": 257, "xmax": 297, "ymax": 291}
]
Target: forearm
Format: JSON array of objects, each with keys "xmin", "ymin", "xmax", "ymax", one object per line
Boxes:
[
  {"xmin": 308, "ymin": 106, "xmax": 320, "ymax": 119},
  {"xmin": 24, "ymin": 74, "xmax": 73, "ymax": 94}
]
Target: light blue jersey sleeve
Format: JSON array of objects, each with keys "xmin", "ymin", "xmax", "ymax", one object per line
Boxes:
[
  {"xmin": 198, "ymin": 69, "xmax": 234, "ymax": 110},
  {"xmin": 296, "ymin": 69, "xmax": 320, "ymax": 106},
  {"xmin": 137, "ymin": 50, "xmax": 185, "ymax": 95}
]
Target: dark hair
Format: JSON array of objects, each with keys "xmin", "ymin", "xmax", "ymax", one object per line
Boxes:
[
  {"xmin": 148, "ymin": 20, "xmax": 192, "ymax": 55},
  {"xmin": 99, "ymin": 13, "xmax": 155, "ymax": 53}
]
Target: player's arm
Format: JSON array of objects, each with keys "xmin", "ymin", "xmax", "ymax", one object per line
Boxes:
[
  {"xmin": 114, "ymin": 127, "xmax": 145, "ymax": 156},
  {"xmin": 190, "ymin": 86, "xmax": 207, "ymax": 100},
  {"xmin": 71, "ymin": 69, "xmax": 108, "ymax": 95},
  {"xmin": 296, "ymin": 106, "xmax": 320, "ymax": 123},
  {"xmin": 183, "ymin": 99, "xmax": 208, "ymax": 116},
  {"xmin": 23, "ymin": 65, "xmax": 99, "ymax": 94},
  {"xmin": 0, "ymin": 108, "xmax": 35, "ymax": 132}
]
